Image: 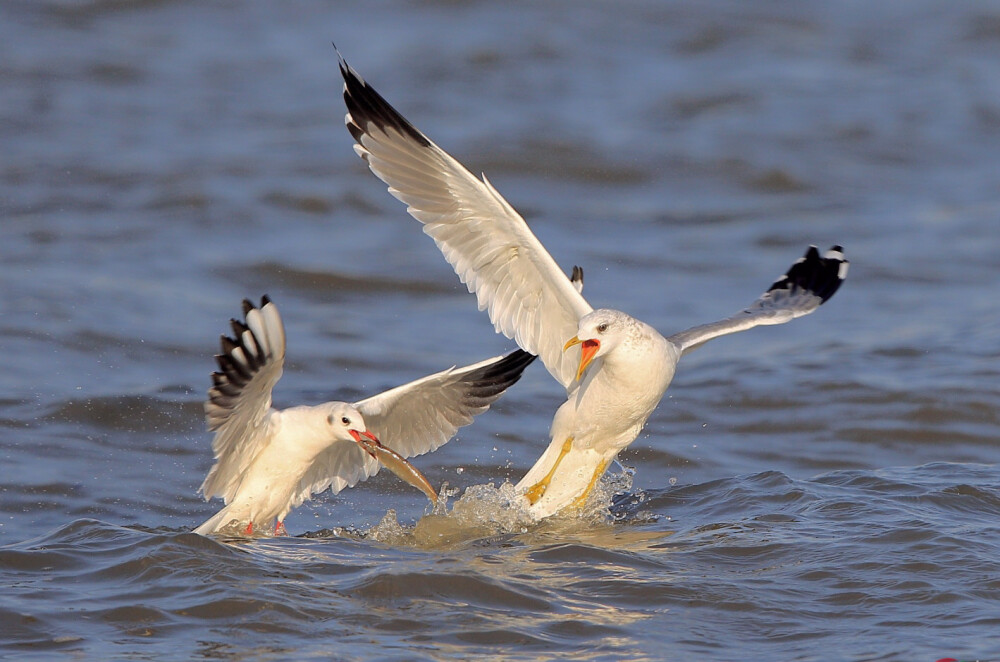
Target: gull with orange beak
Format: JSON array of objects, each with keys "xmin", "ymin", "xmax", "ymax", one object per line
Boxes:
[
  {"xmin": 194, "ymin": 296, "xmax": 534, "ymax": 536},
  {"xmin": 338, "ymin": 53, "xmax": 848, "ymax": 519}
]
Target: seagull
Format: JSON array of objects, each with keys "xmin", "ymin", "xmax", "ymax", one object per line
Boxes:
[
  {"xmin": 194, "ymin": 296, "xmax": 535, "ymax": 535},
  {"xmin": 337, "ymin": 54, "xmax": 848, "ymax": 519}
]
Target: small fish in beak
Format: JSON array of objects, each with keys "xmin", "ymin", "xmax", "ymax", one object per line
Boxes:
[{"xmin": 350, "ymin": 430, "xmax": 438, "ymax": 504}]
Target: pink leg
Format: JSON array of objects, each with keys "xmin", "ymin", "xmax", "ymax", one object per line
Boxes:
[
  {"xmin": 243, "ymin": 521, "xmax": 254, "ymax": 536},
  {"xmin": 275, "ymin": 521, "xmax": 288, "ymax": 536}
]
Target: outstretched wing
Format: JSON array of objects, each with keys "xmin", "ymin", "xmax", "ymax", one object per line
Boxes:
[
  {"xmin": 357, "ymin": 349, "xmax": 535, "ymax": 457},
  {"xmin": 200, "ymin": 296, "xmax": 287, "ymax": 502},
  {"xmin": 339, "ymin": 54, "xmax": 591, "ymax": 389},
  {"xmin": 290, "ymin": 350, "xmax": 536, "ymax": 505},
  {"xmin": 667, "ymin": 245, "xmax": 848, "ymax": 354}
]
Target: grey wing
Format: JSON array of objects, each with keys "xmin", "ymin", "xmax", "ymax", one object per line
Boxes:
[
  {"xmin": 667, "ymin": 246, "xmax": 848, "ymax": 354},
  {"xmin": 199, "ymin": 296, "xmax": 287, "ymax": 501},
  {"xmin": 339, "ymin": 54, "xmax": 592, "ymax": 389},
  {"xmin": 354, "ymin": 349, "xmax": 536, "ymax": 458}
]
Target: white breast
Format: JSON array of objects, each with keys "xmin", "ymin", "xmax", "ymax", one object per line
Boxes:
[{"xmin": 560, "ymin": 326, "xmax": 679, "ymax": 455}]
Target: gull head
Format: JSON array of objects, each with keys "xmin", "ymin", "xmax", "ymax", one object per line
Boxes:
[
  {"xmin": 322, "ymin": 402, "xmax": 438, "ymax": 502},
  {"xmin": 324, "ymin": 402, "xmax": 379, "ymax": 449},
  {"xmin": 563, "ymin": 309, "xmax": 632, "ymax": 382}
]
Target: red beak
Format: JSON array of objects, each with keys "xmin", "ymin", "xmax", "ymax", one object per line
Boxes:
[
  {"xmin": 349, "ymin": 429, "xmax": 381, "ymax": 457},
  {"xmin": 564, "ymin": 336, "xmax": 601, "ymax": 381},
  {"xmin": 577, "ymin": 338, "xmax": 600, "ymax": 381}
]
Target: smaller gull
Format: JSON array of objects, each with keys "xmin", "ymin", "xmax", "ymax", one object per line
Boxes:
[{"xmin": 194, "ymin": 296, "xmax": 534, "ymax": 536}]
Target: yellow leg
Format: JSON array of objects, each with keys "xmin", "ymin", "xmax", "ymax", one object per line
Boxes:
[
  {"xmin": 570, "ymin": 458, "xmax": 611, "ymax": 510},
  {"xmin": 524, "ymin": 437, "xmax": 574, "ymax": 505}
]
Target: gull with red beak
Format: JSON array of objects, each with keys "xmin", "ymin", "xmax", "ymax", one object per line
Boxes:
[
  {"xmin": 194, "ymin": 296, "xmax": 534, "ymax": 536},
  {"xmin": 338, "ymin": 53, "xmax": 848, "ymax": 519}
]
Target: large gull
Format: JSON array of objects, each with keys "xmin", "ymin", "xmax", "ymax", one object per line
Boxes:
[
  {"xmin": 338, "ymin": 55, "xmax": 848, "ymax": 519},
  {"xmin": 194, "ymin": 296, "xmax": 535, "ymax": 535}
]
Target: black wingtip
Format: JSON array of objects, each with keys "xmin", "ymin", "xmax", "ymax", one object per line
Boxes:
[
  {"xmin": 333, "ymin": 43, "xmax": 350, "ymax": 78},
  {"xmin": 229, "ymin": 318, "xmax": 248, "ymax": 338},
  {"xmin": 220, "ymin": 334, "xmax": 239, "ymax": 355},
  {"xmin": 339, "ymin": 53, "xmax": 432, "ymax": 149},
  {"xmin": 216, "ymin": 353, "xmax": 251, "ymax": 385},
  {"xmin": 498, "ymin": 348, "xmax": 538, "ymax": 375},
  {"xmin": 463, "ymin": 349, "xmax": 537, "ymax": 402},
  {"xmin": 207, "ymin": 296, "xmax": 276, "ymax": 416},
  {"xmin": 767, "ymin": 244, "xmax": 849, "ymax": 303},
  {"xmin": 570, "ymin": 266, "xmax": 584, "ymax": 294}
]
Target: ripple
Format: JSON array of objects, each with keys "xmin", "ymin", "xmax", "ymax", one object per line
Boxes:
[
  {"xmin": 3, "ymin": 0, "xmax": 1000, "ymax": 659},
  {"xmin": 44, "ymin": 395, "xmax": 201, "ymax": 435},
  {"xmin": 351, "ymin": 571, "xmax": 552, "ymax": 612},
  {"xmin": 219, "ymin": 261, "xmax": 453, "ymax": 299}
]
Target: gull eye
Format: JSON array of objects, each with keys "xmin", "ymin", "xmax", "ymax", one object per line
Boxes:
[
  {"xmin": 597, "ymin": 323, "xmax": 609, "ymax": 333},
  {"xmin": 341, "ymin": 416, "xmax": 351, "ymax": 425}
]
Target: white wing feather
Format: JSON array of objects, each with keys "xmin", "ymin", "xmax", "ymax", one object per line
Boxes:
[
  {"xmin": 200, "ymin": 297, "xmax": 286, "ymax": 503},
  {"xmin": 340, "ymin": 58, "xmax": 591, "ymax": 389}
]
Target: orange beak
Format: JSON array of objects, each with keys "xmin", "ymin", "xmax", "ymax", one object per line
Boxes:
[
  {"xmin": 349, "ymin": 429, "xmax": 381, "ymax": 456},
  {"xmin": 563, "ymin": 336, "xmax": 600, "ymax": 382}
]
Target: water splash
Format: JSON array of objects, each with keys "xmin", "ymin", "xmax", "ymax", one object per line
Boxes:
[
  {"xmin": 361, "ymin": 467, "xmax": 641, "ymax": 549},
  {"xmin": 364, "ymin": 509, "xmax": 409, "ymax": 545}
]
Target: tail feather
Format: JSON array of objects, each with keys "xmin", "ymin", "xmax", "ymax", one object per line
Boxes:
[{"xmin": 193, "ymin": 505, "xmax": 246, "ymax": 536}]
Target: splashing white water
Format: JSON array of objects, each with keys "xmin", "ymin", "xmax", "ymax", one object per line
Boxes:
[{"xmin": 363, "ymin": 467, "xmax": 637, "ymax": 549}]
